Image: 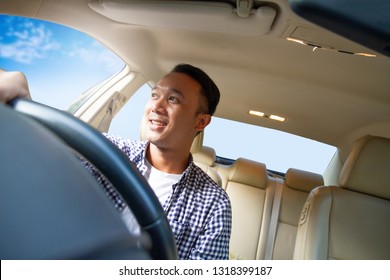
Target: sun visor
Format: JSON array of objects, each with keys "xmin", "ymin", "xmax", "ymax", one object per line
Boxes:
[{"xmin": 88, "ymin": 0, "xmax": 276, "ymax": 35}]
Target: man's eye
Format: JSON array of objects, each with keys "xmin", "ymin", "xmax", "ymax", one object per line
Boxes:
[{"xmin": 168, "ymin": 96, "xmax": 178, "ymax": 102}]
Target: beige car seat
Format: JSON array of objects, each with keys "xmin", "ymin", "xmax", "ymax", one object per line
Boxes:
[
  {"xmin": 268, "ymin": 168, "xmax": 324, "ymax": 259},
  {"xmin": 192, "ymin": 145, "xmax": 222, "ymax": 186},
  {"xmin": 294, "ymin": 135, "xmax": 390, "ymax": 259},
  {"xmin": 225, "ymin": 157, "xmax": 273, "ymax": 259}
]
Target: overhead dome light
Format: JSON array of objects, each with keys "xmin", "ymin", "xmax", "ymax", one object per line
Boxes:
[
  {"xmin": 249, "ymin": 110, "xmax": 285, "ymax": 122},
  {"xmin": 286, "ymin": 37, "xmax": 377, "ymax": 57},
  {"xmin": 249, "ymin": 110, "xmax": 265, "ymax": 117},
  {"xmin": 89, "ymin": 0, "xmax": 277, "ymax": 35},
  {"xmin": 270, "ymin": 114, "xmax": 285, "ymax": 122}
]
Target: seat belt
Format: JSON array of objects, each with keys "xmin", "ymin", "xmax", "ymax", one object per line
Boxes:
[{"xmin": 264, "ymin": 178, "xmax": 283, "ymax": 260}]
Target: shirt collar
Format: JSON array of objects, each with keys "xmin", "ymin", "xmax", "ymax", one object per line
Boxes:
[{"xmin": 141, "ymin": 140, "xmax": 195, "ymax": 183}]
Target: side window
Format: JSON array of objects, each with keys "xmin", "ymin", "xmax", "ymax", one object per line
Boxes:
[
  {"xmin": 0, "ymin": 15, "xmax": 124, "ymax": 110},
  {"xmin": 108, "ymin": 83, "xmax": 151, "ymax": 140}
]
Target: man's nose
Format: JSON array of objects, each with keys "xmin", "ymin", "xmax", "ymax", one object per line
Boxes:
[{"xmin": 151, "ymin": 97, "xmax": 166, "ymax": 113}]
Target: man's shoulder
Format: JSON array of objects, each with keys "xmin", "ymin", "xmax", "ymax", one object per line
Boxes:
[
  {"xmin": 102, "ymin": 133, "xmax": 147, "ymax": 158},
  {"xmin": 190, "ymin": 164, "xmax": 230, "ymax": 201}
]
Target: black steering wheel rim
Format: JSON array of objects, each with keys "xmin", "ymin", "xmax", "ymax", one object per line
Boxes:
[{"xmin": 8, "ymin": 98, "xmax": 178, "ymax": 260}]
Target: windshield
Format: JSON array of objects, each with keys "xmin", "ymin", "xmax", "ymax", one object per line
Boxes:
[{"xmin": 0, "ymin": 15, "xmax": 124, "ymax": 109}]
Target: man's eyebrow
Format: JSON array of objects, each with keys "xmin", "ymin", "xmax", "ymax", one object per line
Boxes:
[{"xmin": 152, "ymin": 85, "xmax": 184, "ymax": 97}]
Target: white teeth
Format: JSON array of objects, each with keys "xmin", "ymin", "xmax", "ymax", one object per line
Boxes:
[{"xmin": 151, "ymin": 120, "xmax": 167, "ymax": 126}]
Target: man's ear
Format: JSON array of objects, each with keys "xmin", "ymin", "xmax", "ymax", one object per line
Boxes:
[{"xmin": 195, "ymin": 114, "xmax": 211, "ymax": 132}]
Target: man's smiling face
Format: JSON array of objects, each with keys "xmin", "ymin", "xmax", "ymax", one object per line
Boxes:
[{"xmin": 142, "ymin": 72, "xmax": 210, "ymax": 151}]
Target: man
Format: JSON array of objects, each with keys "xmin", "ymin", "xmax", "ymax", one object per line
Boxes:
[{"xmin": 0, "ymin": 64, "xmax": 232, "ymax": 260}]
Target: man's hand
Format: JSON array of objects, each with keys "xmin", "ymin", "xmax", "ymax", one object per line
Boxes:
[{"xmin": 0, "ymin": 69, "xmax": 31, "ymax": 103}]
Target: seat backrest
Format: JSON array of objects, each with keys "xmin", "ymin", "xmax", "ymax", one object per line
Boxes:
[
  {"xmin": 270, "ymin": 168, "xmax": 323, "ymax": 259},
  {"xmin": 294, "ymin": 135, "xmax": 390, "ymax": 259},
  {"xmin": 225, "ymin": 157, "xmax": 273, "ymax": 260}
]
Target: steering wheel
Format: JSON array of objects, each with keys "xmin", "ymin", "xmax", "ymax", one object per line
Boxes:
[{"xmin": 8, "ymin": 98, "xmax": 178, "ymax": 260}]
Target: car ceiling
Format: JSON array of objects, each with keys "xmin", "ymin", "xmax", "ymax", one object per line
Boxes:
[{"xmin": 1, "ymin": 0, "xmax": 390, "ymax": 157}]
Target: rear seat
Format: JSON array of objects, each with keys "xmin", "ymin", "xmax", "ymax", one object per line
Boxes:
[
  {"xmin": 269, "ymin": 168, "xmax": 324, "ymax": 259},
  {"xmin": 190, "ymin": 140, "xmax": 325, "ymax": 260},
  {"xmin": 223, "ymin": 158, "xmax": 274, "ymax": 260},
  {"xmin": 218, "ymin": 157, "xmax": 323, "ymax": 260}
]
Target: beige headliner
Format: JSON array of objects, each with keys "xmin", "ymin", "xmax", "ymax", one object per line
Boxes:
[{"xmin": 2, "ymin": 0, "xmax": 390, "ymax": 158}]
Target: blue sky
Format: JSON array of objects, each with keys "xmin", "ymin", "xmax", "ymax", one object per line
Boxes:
[
  {"xmin": 0, "ymin": 14, "xmax": 336, "ymax": 174},
  {"xmin": 0, "ymin": 15, "xmax": 124, "ymax": 109}
]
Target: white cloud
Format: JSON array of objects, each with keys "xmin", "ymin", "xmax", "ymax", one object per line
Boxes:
[
  {"xmin": 0, "ymin": 19, "xmax": 60, "ymax": 64},
  {"xmin": 67, "ymin": 41, "xmax": 124, "ymax": 72},
  {"xmin": 1, "ymin": 16, "xmax": 123, "ymax": 71}
]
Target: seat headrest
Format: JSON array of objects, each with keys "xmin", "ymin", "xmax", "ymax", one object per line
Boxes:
[
  {"xmin": 339, "ymin": 135, "xmax": 390, "ymax": 200},
  {"xmin": 192, "ymin": 146, "xmax": 216, "ymax": 166},
  {"xmin": 285, "ymin": 168, "xmax": 324, "ymax": 193},
  {"xmin": 190, "ymin": 132, "xmax": 204, "ymax": 154},
  {"xmin": 228, "ymin": 158, "xmax": 268, "ymax": 189}
]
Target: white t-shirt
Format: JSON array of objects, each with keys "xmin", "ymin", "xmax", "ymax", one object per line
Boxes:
[
  {"xmin": 121, "ymin": 159, "xmax": 183, "ymax": 234},
  {"xmin": 144, "ymin": 159, "xmax": 182, "ymax": 206}
]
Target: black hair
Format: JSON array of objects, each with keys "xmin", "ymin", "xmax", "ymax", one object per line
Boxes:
[{"xmin": 170, "ymin": 63, "xmax": 220, "ymax": 115}]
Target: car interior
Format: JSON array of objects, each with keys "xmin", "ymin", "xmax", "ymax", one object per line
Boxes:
[{"xmin": 0, "ymin": 0, "xmax": 389, "ymax": 260}]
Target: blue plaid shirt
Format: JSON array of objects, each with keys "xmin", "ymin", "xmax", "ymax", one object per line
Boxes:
[{"xmin": 90, "ymin": 134, "xmax": 232, "ymax": 260}]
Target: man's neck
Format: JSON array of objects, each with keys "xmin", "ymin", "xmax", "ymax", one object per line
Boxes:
[{"xmin": 146, "ymin": 143, "xmax": 190, "ymax": 174}]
